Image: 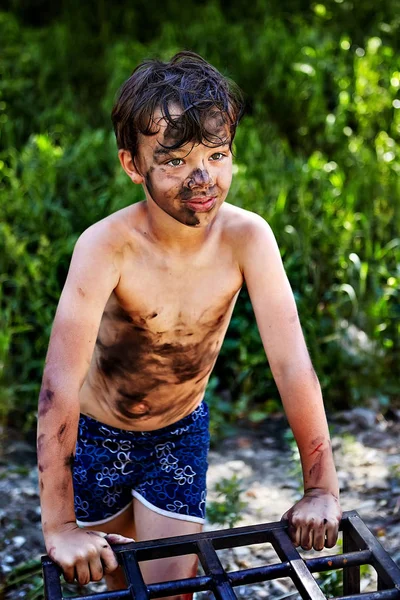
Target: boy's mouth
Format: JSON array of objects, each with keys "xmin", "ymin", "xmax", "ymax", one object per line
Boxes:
[{"xmin": 184, "ymin": 196, "xmax": 216, "ymax": 212}]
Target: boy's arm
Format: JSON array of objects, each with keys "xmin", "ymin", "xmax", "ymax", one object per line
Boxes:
[
  {"xmin": 37, "ymin": 227, "xmax": 132, "ymax": 585},
  {"xmin": 239, "ymin": 215, "xmax": 341, "ymax": 551}
]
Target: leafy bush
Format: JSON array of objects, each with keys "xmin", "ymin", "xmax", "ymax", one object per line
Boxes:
[
  {"xmin": 207, "ymin": 475, "xmax": 248, "ymax": 528},
  {"xmin": 0, "ymin": 2, "xmax": 399, "ymax": 431}
]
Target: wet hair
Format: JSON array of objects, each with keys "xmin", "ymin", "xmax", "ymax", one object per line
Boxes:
[{"xmin": 111, "ymin": 51, "xmax": 244, "ymax": 161}]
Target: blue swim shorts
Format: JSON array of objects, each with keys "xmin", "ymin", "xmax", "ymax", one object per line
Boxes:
[{"xmin": 73, "ymin": 402, "xmax": 210, "ymax": 526}]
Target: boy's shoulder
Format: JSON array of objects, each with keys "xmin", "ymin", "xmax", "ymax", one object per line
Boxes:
[
  {"xmin": 221, "ymin": 202, "xmax": 274, "ymax": 239},
  {"xmin": 221, "ymin": 203, "xmax": 279, "ymax": 268},
  {"xmin": 75, "ymin": 202, "xmax": 275, "ymax": 254},
  {"xmin": 75, "ymin": 204, "xmax": 138, "ymax": 252}
]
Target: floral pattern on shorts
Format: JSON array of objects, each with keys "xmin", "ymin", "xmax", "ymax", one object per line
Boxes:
[{"xmin": 73, "ymin": 402, "xmax": 210, "ymax": 524}]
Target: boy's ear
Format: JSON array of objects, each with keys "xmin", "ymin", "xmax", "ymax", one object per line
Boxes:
[{"xmin": 118, "ymin": 149, "xmax": 144, "ymax": 184}]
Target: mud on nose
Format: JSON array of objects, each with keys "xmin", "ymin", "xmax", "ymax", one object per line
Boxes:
[{"xmin": 187, "ymin": 168, "xmax": 211, "ymax": 188}]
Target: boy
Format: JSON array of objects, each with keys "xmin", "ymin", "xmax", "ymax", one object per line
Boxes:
[{"xmin": 37, "ymin": 51, "xmax": 342, "ymax": 598}]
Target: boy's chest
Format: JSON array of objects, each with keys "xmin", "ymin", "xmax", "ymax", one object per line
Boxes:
[{"xmin": 111, "ymin": 242, "xmax": 243, "ymax": 336}]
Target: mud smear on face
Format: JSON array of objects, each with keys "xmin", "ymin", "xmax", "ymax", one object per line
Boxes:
[
  {"xmin": 145, "ymin": 111, "xmax": 230, "ymax": 229},
  {"xmin": 95, "ymin": 302, "xmax": 232, "ymax": 423},
  {"xmin": 180, "ymin": 168, "xmax": 219, "ymax": 226},
  {"xmin": 145, "ymin": 165, "xmax": 201, "ymax": 228},
  {"xmin": 180, "ymin": 168, "xmax": 211, "ymax": 196}
]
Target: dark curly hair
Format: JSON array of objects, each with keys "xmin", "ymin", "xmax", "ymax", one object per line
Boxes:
[{"xmin": 111, "ymin": 51, "xmax": 244, "ymax": 160}]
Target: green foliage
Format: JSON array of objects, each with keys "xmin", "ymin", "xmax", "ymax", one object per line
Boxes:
[
  {"xmin": 207, "ymin": 474, "xmax": 248, "ymax": 528},
  {"xmin": 2, "ymin": 558, "xmax": 43, "ymax": 600},
  {"xmin": 0, "ymin": 2, "xmax": 399, "ymax": 428}
]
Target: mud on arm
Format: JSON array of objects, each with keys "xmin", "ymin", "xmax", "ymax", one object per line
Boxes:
[{"xmin": 37, "ymin": 227, "xmax": 122, "ymax": 581}]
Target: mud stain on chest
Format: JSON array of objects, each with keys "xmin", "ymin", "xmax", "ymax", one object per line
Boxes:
[{"xmin": 94, "ymin": 302, "xmax": 232, "ymax": 422}]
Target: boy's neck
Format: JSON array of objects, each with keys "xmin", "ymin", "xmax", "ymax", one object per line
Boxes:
[{"xmin": 142, "ymin": 199, "xmax": 218, "ymax": 253}]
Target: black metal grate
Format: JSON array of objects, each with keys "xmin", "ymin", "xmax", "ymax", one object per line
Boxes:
[{"xmin": 41, "ymin": 510, "xmax": 400, "ymax": 599}]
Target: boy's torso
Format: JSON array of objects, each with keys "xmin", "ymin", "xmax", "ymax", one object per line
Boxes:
[{"xmin": 79, "ymin": 201, "xmax": 245, "ymax": 431}]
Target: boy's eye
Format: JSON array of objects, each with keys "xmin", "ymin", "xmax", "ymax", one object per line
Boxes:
[
  {"xmin": 210, "ymin": 152, "xmax": 225, "ymax": 161},
  {"xmin": 166, "ymin": 158, "xmax": 183, "ymax": 167}
]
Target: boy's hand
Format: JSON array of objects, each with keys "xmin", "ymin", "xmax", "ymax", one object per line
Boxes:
[
  {"xmin": 45, "ymin": 523, "xmax": 134, "ymax": 585},
  {"xmin": 281, "ymin": 489, "xmax": 342, "ymax": 551}
]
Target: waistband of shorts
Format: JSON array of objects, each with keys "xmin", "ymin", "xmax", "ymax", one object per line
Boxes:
[{"xmin": 79, "ymin": 400, "xmax": 208, "ymax": 438}]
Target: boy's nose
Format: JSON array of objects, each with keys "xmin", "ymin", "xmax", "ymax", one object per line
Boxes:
[{"xmin": 187, "ymin": 168, "xmax": 212, "ymax": 189}]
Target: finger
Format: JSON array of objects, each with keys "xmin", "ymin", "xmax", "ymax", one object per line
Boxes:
[
  {"xmin": 105, "ymin": 533, "xmax": 135, "ymax": 544},
  {"xmin": 312, "ymin": 521, "xmax": 326, "ymax": 551},
  {"xmin": 294, "ymin": 524, "xmax": 302, "ymax": 548},
  {"xmin": 99, "ymin": 543, "xmax": 119, "ymax": 573},
  {"xmin": 75, "ymin": 560, "xmax": 91, "ymax": 586},
  {"xmin": 62, "ymin": 564, "xmax": 75, "ymax": 584},
  {"xmin": 325, "ymin": 520, "xmax": 339, "ymax": 548},
  {"xmin": 89, "ymin": 554, "xmax": 104, "ymax": 582},
  {"xmin": 281, "ymin": 510, "xmax": 296, "ymax": 543},
  {"xmin": 286, "ymin": 522, "xmax": 297, "ymax": 544},
  {"xmin": 300, "ymin": 523, "xmax": 313, "ymax": 551}
]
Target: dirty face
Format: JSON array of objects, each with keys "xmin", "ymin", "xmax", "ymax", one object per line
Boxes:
[{"xmin": 135, "ymin": 106, "xmax": 233, "ymax": 227}]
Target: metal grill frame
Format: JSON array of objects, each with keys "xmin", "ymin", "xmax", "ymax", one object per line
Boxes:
[{"xmin": 41, "ymin": 510, "xmax": 400, "ymax": 599}]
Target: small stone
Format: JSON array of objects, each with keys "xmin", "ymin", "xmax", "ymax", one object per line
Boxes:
[
  {"xmin": 262, "ymin": 436, "xmax": 276, "ymax": 447},
  {"xmin": 238, "ymin": 448, "xmax": 255, "ymax": 459},
  {"xmin": 356, "ymin": 499, "xmax": 377, "ymax": 510},
  {"xmin": 1, "ymin": 564, "xmax": 12, "ymax": 573},
  {"xmin": 252, "ymin": 587, "xmax": 268, "ymax": 598},
  {"xmin": 3, "ymin": 555, "xmax": 15, "ymax": 564},
  {"xmin": 226, "ymin": 460, "xmax": 248, "ymax": 472},
  {"xmin": 22, "ymin": 486, "xmax": 38, "ymax": 498},
  {"xmin": 351, "ymin": 408, "xmax": 376, "ymax": 429},
  {"xmin": 246, "ymin": 489, "xmax": 258, "ymax": 498},
  {"xmin": 364, "ymin": 478, "xmax": 390, "ymax": 491},
  {"xmin": 12, "ymin": 536, "xmax": 26, "ymax": 548}
]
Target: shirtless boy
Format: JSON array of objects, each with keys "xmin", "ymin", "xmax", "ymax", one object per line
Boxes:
[{"xmin": 37, "ymin": 51, "xmax": 342, "ymax": 598}]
